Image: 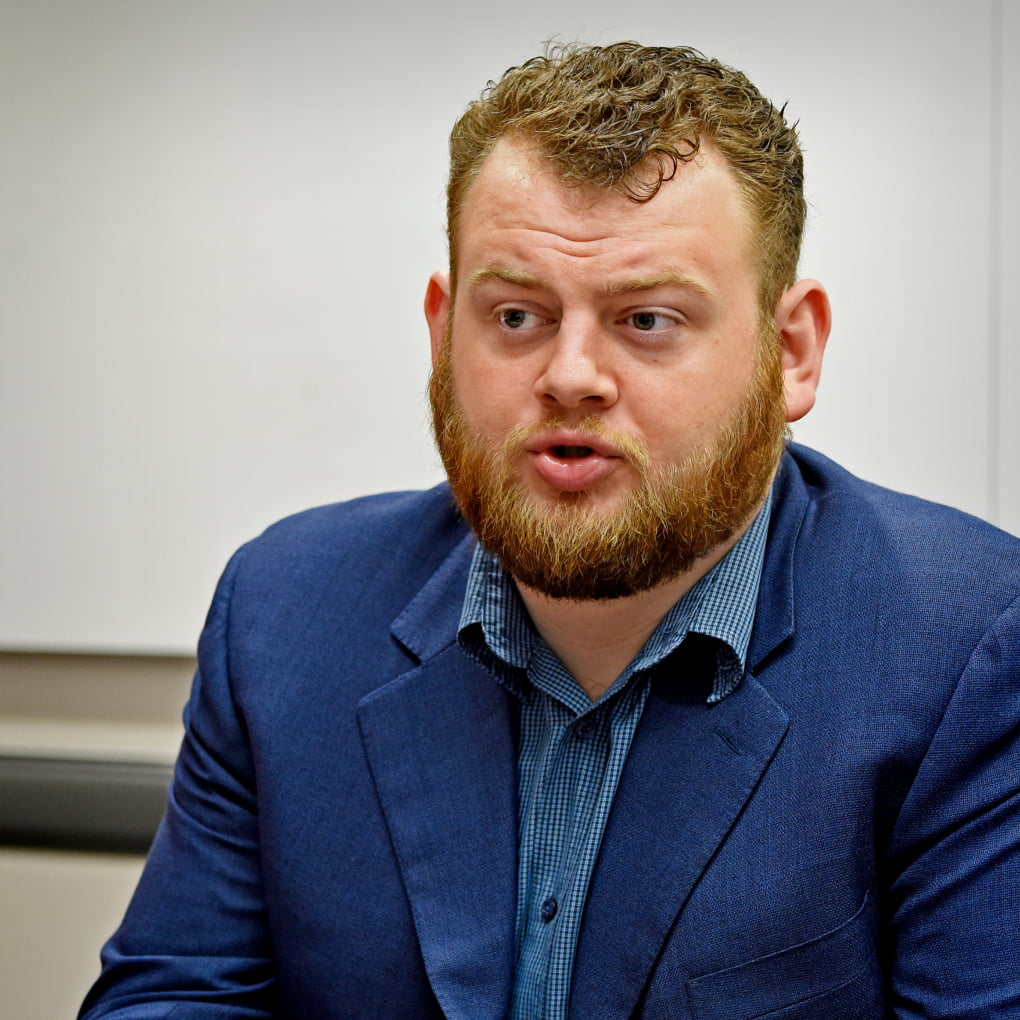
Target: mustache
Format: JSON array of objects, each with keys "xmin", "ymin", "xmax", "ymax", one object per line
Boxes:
[{"xmin": 501, "ymin": 415, "xmax": 652, "ymax": 471}]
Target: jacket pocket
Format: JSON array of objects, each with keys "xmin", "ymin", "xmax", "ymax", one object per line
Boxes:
[{"xmin": 685, "ymin": 894, "xmax": 883, "ymax": 1020}]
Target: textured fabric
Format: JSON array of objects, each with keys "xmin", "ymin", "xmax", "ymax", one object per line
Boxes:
[
  {"xmin": 459, "ymin": 498, "xmax": 771, "ymax": 1018},
  {"xmin": 77, "ymin": 446, "xmax": 1020, "ymax": 1020}
]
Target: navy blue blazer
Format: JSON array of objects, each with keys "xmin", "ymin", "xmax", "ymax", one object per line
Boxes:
[{"xmin": 80, "ymin": 446, "xmax": 1020, "ymax": 1019}]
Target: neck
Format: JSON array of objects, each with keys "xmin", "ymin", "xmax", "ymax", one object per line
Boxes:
[{"xmin": 515, "ymin": 523, "xmax": 748, "ymax": 701}]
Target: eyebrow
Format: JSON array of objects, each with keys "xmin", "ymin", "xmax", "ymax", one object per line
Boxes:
[
  {"xmin": 604, "ymin": 272, "xmax": 712, "ymax": 299},
  {"xmin": 467, "ymin": 265, "xmax": 544, "ymax": 290},
  {"xmin": 466, "ymin": 265, "xmax": 712, "ymax": 299}
]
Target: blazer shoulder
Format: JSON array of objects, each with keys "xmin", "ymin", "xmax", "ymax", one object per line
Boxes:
[
  {"xmin": 219, "ymin": 484, "xmax": 470, "ymax": 619},
  {"xmin": 246, "ymin": 483, "xmax": 463, "ymax": 564},
  {"xmin": 787, "ymin": 443, "xmax": 1020, "ymax": 571},
  {"xmin": 776, "ymin": 445, "xmax": 1020, "ymax": 659}
]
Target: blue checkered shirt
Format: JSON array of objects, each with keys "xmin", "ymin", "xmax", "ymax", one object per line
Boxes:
[{"xmin": 457, "ymin": 494, "xmax": 772, "ymax": 1020}]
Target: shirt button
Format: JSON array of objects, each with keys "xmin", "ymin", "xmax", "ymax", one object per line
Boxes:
[
  {"xmin": 574, "ymin": 717, "xmax": 595, "ymax": 740},
  {"xmin": 540, "ymin": 897, "xmax": 558, "ymax": 922}
]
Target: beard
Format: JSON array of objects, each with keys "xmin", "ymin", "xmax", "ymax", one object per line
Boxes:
[{"xmin": 429, "ymin": 328, "xmax": 789, "ymax": 601}]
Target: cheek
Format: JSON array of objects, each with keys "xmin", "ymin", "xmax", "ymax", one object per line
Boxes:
[
  {"xmin": 688, "ymin": 332, "xmax": 760, "ymax": 402},
  {"xmin": 631, "ymin": 359, "xmax": 753, "ymax": 454},
  {"xmin": 449, "ymin": 349, "xmax": 527, "ymax": 437}
]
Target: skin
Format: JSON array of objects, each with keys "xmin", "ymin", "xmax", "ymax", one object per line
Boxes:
[{"xmin": 425, "ymin": 137, "xmax": 830, "ymax": 698}]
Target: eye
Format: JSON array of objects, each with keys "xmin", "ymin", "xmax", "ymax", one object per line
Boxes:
[
  {"xmin": 497, "ymin": 307, "xmax": 546, "ymax": 330},
  {"xmin": 625, "ymin": 310, "xmax": 679, "ymax": 333}
]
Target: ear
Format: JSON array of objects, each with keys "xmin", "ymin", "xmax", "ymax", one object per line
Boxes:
[
  {"xmin": 774, "ymin": 279, "xmax": 831, "ymax": 423},
  {"xmin": 424, "ymin": 270, "xmax": 452, "ymax": 368}
]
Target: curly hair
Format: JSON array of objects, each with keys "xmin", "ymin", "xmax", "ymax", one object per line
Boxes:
[{"xmin": 447, "ymin": 42, "xmax": 805, "ymax": 317}]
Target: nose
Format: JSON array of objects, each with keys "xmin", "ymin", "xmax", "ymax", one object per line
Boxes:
[{"xmin": 534, "ymin": 317, "xmax": 619, "ymax": 411}]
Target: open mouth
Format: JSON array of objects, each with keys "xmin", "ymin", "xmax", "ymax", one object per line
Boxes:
[
  {"xmin": 527, "ymin": 435, "xmax": 619, "ymax": 492},
  {"xmin": 552, "ymin": 445, "xmax": 594, "ymax": 458}
]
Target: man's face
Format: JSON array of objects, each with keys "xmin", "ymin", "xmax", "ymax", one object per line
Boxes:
[{"xmin": 426, "ymin": 137, "xmax": 789, "ymax": 599}]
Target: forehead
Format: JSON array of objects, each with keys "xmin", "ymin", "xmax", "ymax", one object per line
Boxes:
[{"xmin": 454, "ymin": 137, "xmax": 755, "ymax": 282}]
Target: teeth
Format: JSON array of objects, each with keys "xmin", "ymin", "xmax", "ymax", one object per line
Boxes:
[{"xmin": 553, "ymin": 445, "xmax": 593, "ymax": 458}]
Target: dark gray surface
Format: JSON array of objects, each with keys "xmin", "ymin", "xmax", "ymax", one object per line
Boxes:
[{"xmin": 0, "ymin": 755, "xmax": 171, "ymax": 854}]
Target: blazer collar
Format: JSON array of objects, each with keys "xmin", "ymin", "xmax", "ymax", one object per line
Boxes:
[
  {"xmin": 747, "ymin": 448, "xmax": 810, "ymax": 672},
  {"xmin": 390, "ymin": 529, "xmax": 476, "ymax": 662}
]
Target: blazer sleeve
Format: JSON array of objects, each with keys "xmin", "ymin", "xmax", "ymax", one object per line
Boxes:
[
  {"xmin": 887, "ymin": 594, "xmax": 1020, "ymax": 1018},
  {"xmin": 78, "ymin": 544, "xmax": 283, "ymax": 1019}
]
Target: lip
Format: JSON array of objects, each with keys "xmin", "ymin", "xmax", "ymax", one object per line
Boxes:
[
  {"xmin": 524, "ymin": 429, "xmax": 624, "ymax": 493},
  {"xmin": 523, "ymin": 430, "xmax": 624, "ymax": 460}
]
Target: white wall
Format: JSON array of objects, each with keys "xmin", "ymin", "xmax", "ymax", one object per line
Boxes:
[
  {"xmin": 999, "ymin": 1, "xmax": 1020, "ymax": 534},
  {"xmin": 0, "ymin": 848, "xmax": 145, "ymax": 1020},
  {"xmin": 2, "ymin": 0, "xmax": 1016, "ymax": 654}
]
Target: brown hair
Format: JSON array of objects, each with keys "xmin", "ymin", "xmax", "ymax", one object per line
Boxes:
[{"xmin": 446, "ymin": 42, "xmax": 805, "ymax": 316}]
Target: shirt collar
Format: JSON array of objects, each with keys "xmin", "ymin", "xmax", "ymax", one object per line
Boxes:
[{"xmin": 458, "ymin": 490, "xmax": 772, "ymax": 704}]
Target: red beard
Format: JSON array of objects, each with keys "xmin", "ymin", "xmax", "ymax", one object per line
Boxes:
[{"xmin": 429, "ymin": 332, "xmax": 788, "ymax": 600}]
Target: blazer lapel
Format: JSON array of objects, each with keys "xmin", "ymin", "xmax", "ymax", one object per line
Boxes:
[
  {"xmin": 357, "ymin": 535, "xmax": 517, "ymax": 1020},
  {"xmin": 569, "ymin": 451, "xmax": 810, "ymax": 1018},
  {"xmin": 568, "ymin": 673, "xmax": 790, "ymax": 1018}
]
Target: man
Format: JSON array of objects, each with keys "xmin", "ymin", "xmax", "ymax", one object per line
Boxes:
[{"xmin": 80, "ymin": 43, "xmax": 1020, "ymax": 1019}]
